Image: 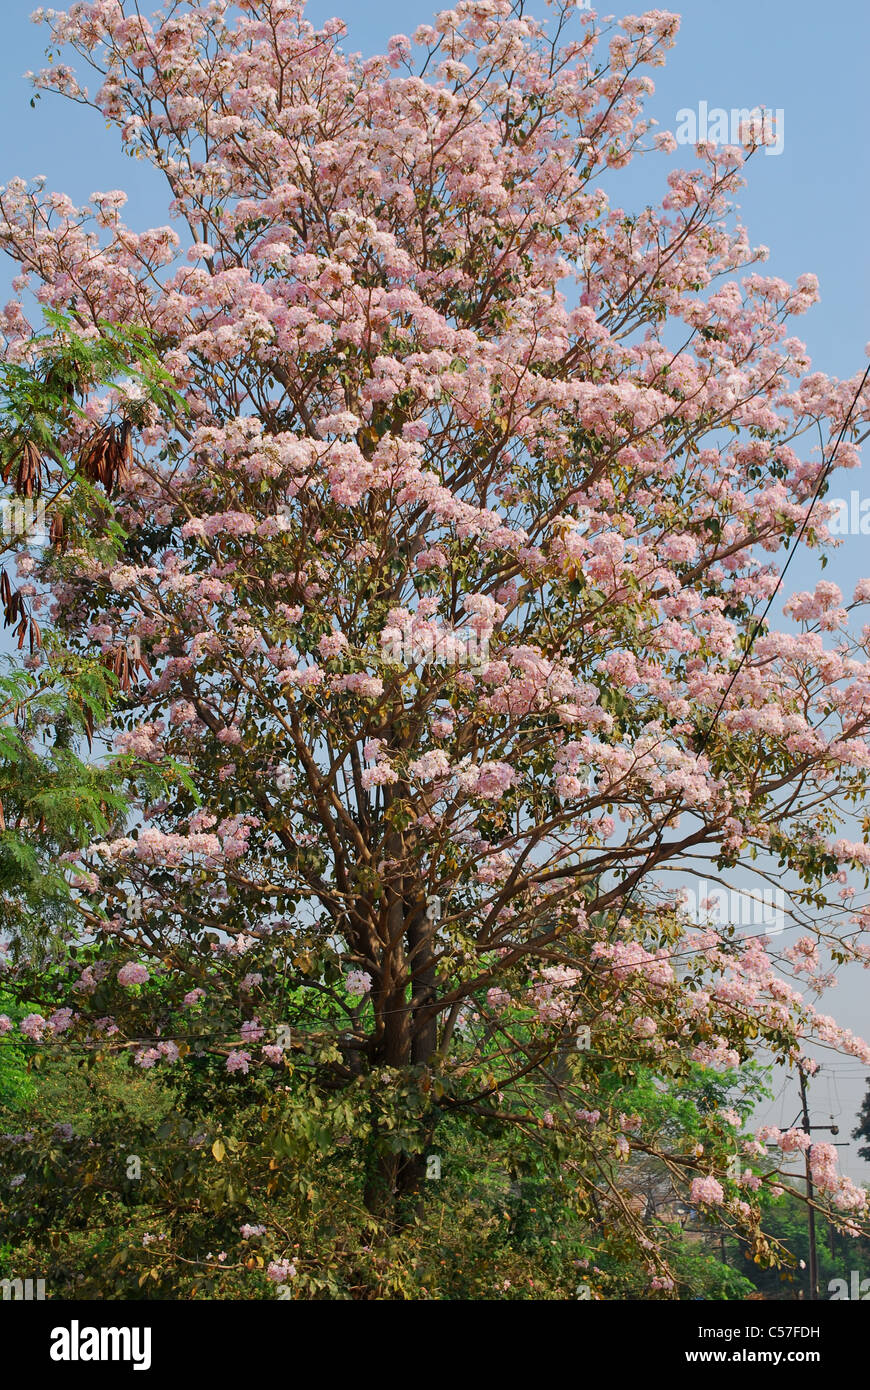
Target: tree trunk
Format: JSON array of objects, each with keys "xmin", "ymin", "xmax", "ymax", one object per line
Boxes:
[{"xmin": 362, "ymin": 896, "xmax": 440, "ymax": 1224}]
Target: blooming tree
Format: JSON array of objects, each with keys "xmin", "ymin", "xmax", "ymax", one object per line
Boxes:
[{"xmin": 2, "ymin": 0, "xmax": 870, "ymax": 1293}]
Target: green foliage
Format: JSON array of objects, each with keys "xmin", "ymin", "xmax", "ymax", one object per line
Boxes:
[
  {"xmin": 0, "ymin": 315, "xmax": 184, "ymax": 951},
  {"xmin": 0, "ymin": 984, "xmax": 773, "ymax": 1300},
  {"xmin": 0, "ymin": 990, "xmax": 35, "ymax": 1110}
]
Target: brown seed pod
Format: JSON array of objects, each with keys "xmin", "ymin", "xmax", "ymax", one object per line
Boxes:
[
  {"xmin": 78, "ymin": 424, "xmax": 113, "ymax": 489},
  {"xmin": 118, "ymin": 419, "xmax": 133, "ymax": 486},
  {"xmin": 79, "ymin": 419, "xmax": 133, "ymax": 495},
  {"xmin": 2, "ymin": 440, "xmax": 44, "ymax": 498},
  {"xmin": 101, "ymin": 640, "xmax": 152, "ymax": 691},
  {"xmin": 0, "ymin": 568, "xmax": 24, "ymax": 628},
  {"xmin": 0, "ymin": 569, "xmax": 41, "ymax": 652}
]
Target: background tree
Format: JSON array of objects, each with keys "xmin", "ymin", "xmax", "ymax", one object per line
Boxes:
[
  {"xmin": 853, "ymin": 1083, "xmax": 870, "ymax": 1166},
  {"xmin": 0, "ymin": 314, "xmax": 184, "ymax": 952}
]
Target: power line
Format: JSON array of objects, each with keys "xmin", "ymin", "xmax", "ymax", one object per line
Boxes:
[{"xmin": 612, "ymin": 362, "xmax": 870, "ymax": 935}]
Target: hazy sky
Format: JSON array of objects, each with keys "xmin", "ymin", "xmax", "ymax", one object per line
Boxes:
[{"xmin": 0, "ymin": 0, "xmax": 868, "ymax": 1180}]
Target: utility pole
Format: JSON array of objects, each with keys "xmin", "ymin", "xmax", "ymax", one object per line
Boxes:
[
  {"xmin": 798, "ymin": 1062, "xmax": 818, "ymax": 1301},
  {"xmin": 796, "ymin": 1059, "xmax": 842, "ymax": 1302}
]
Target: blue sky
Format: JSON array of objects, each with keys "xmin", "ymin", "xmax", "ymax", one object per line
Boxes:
[
  {"xmin": 1, "ymin": 0, "xmax": 869, "ymax": 1181},
  {"xmin": 2, "ymin": 0, "xmax": 866, "ymax": 375}
]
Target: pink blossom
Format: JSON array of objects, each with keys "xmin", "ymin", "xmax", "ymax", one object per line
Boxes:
[
  {"xmin": 117, "ymin": 962, "xmax": 150, "ymax": 987},
  {"xmin": 690, "ymin": 1176, "xmax": 725, "ymax": 1206}
]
